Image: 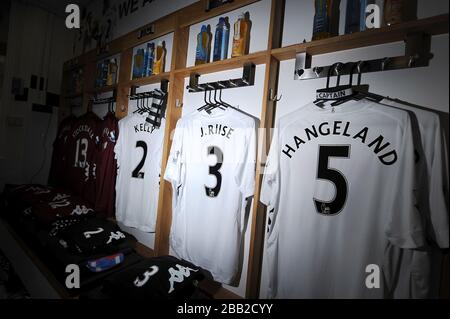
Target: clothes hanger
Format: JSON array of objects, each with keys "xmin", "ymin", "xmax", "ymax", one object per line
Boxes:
[
  {"xmin": 155, "ymin": 89, "xmax": 168, "ymax": 118},
  {"xmin": 331, "ymin": 61, "xmax": 384, "ymax": 106},
  {"xmin": 214, "ymin": 89, "xmax": 226, "ymax": 109},
  {"xmin": 133, "ymin": 94, "xmax": 142, "ymax": 114},
  {"xmin": 205, "ymin": 87, "xmax": 226, "ymax": 112},
  {"xmin": 197, "ymin": 86, "xmax": 212, "ymax": 112},
  {"xmin": 328, "ymin": 62, "xmax": 364, "ymax": 107},
  {"xmin": 196, "ymin": 85, "xmax": 217, "ymax": 113},
  {"xmin": 314, "ymin": 62, "xmax": 353, "ymax": 106},
  {"xmin": 153, "ymin": 89, "xmax": 166, "ymax": 98},
  {"xmin": 202, "ymin": 86, "xmax": 215, "ymax": 113},
  {"xmin": 144, "ymin": 92, "xmax": 151, "ymax": 113},
  {"xmin": 143, "ymin": 93, "xmax": 151, "ymax": 114},
  {"xmin": 313, "ymin": 64, "xmax": 333, "ymax": 106},
  {"xmin": 216, "ymin": 82, "xmax": 232, "ymax": 108}
]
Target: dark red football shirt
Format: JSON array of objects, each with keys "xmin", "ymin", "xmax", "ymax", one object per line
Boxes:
[
  {"xmin": 48, "ymin": 114, "xmax": 76, "ymax": 187},
  {"xmin": 95, "ymin": 111, "xmax": 119, "ymax": 217},
  {"xmin": 65, "ymin": 111, "xmax": 101, "ymax": 204}
]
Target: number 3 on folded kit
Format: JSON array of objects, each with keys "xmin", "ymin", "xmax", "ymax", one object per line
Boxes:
[{"xmin": 134, "ymin": 266, "xmax": 159, "ymax": 287}]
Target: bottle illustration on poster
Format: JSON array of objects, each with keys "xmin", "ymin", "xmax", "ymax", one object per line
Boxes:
[
  {"xmin": 195, "ymin": 25, "xmax": 212, "ymax": 65},
  {"xmin": 231, "ymin": 12, "xmax": 251, "ymax": 58}
]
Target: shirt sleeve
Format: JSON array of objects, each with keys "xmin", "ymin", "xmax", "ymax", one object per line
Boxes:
[
  {"xmin": 164, "ymin": 118, "xmax": 184, "ymax": 188},
  {"xmin": 234, "ymin": 118, "xmax": 257, "ymax": 199},
  {"xmin": 385, "ymin": 114, "xmax": 426, "ymax": 249},
  {"xmin": 114, "ymin": 120, "xmax": 123, "ymax": 168},
  {"xmin": 260, "ymin": 122, "xmax": 281, "ymax": 241},
  {"xmin": 428, "ymin": 116, "xmax": 449, "ymax": 248},
  {"xmin": 259, "ymin": 123, "xmax": 282, "ymax": 298}
]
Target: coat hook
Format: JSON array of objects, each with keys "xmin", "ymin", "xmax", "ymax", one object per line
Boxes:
[
  {"xmin": 313, "ymin": 67, "xmax": 323, "ymax": 77},
  {"xmin": 381, "ymin": 57, "xmax": 390, "ymax": 71},
  {"xmin": 408, "ymin": 55, "xmax": 417, "ymax": 68},
  {"xmin": 228, "ymin": 79, "xmax": 238, "ymax": 87},
  {"xmin": 334, "ymin": 62, "xmax": 344, "ymax": 86},
  {"xmin": 269, "ymin": 88, "xmax": 282, "ymax": 102}
]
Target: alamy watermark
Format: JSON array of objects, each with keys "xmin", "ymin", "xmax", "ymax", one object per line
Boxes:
[
  {"xmin": 65, "ymin": 4, "xmax": 80, "ymax": 29},
  {"xmin": 365, "ymin": 264, "xmax": 380, "ymax": 289},
  {"xmin": 65, "ymin": 264, "xmax": 80, "ymax": 289},
  {"xmin": 65, "ymin": 4, "xmax": 381, "ymax": 30}
]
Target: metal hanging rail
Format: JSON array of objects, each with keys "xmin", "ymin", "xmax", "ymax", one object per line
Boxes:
[
  {"xmin": 186, "ymin": 63, "xmax": 256, "ymax": 92},
  {"xmin": 128, "ymin": 79, "xmax": 169, "ymax": 100},
  {"xmin": 295, "ymin": 33, "xmax": 433, "ymax": 80},
  {"xmin": 90, "ymin": 89, "xmax": 117, "ymax": 105}
]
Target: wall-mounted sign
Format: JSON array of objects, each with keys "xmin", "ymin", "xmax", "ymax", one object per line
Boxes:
[{"xmin": 137, "ymin": 24, "xmax": 155, "ymax": 39}]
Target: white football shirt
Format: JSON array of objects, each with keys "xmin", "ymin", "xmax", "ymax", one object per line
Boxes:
[
  {"xmin": 260, "ymin": 100, "xmax": 425, "ymax": 298},
  {"xmin": 164, "ymin": 107, "xmax": 256, "ymax": 284},
  {"xmin": 381, "ymin": 98, "xmax": 448, "ymax": 299},
  {"xmin": 114, "ymin": 113, "xmax": 165, "ymax": 232}
]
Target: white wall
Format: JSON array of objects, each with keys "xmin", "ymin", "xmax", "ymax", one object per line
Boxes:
[
  {"xmin": 259, "ymin": 0, "xmax": 449, "ymax": 298},
  {"xmin": 0, "ymin": 1, "xmax": 74, "ymax": 190}
]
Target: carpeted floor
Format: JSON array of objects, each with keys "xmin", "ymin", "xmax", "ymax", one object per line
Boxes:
[{"xmin": 0, "ymin": 250, "xmax": 30, "ymax": 299}]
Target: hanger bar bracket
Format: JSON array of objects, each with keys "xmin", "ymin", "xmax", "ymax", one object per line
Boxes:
[
  {"xmin": 187, "ymin": 63, "xmax": 256, "ymax": 92},
  {"xmin": 160, "ymin": 79, "xmax": 169, "ymax": 94},
  {"xmin": 128, "ymin": 80, "xmax": 169, "ymax": 100}
]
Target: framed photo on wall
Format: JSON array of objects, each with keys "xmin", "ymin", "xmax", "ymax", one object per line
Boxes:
[{"xmin": 205, "ymin": 0, "xmax": 234, "ymax": 12}]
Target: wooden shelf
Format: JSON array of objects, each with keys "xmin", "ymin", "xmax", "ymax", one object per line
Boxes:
[
  {"xmin": 127, "ymin": 72, "xmax": 171, "ymax": 87},
  {"xmin": 174, "ymin": 51, "xmax": 268, "ymax": 77},
  {"xmin": 272, "ymin": 14, "xmax": 449, "ymax": 61}
]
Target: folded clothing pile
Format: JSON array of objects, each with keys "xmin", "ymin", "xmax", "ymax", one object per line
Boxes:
[
  {"xmin": 47, "ymin": 217, "xmax": 132, "ymax": 264},
  {"xmin": 2, "ymin": 184, "xmax": 58, "ymax": 217},
  {"xmin": 1, "ymin": 184, "xmax": 141, "ymax": 294},
  {"xmin": 2, "ymin": 185, "xmax": 207, "ymax": 299},
  {"xmin": 2, "ymin": 184, "xmax": 95, "ymax": 246},
  {"xmin": 100, "ymin": 256, "xmax": 205, "ymax": 299}
]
